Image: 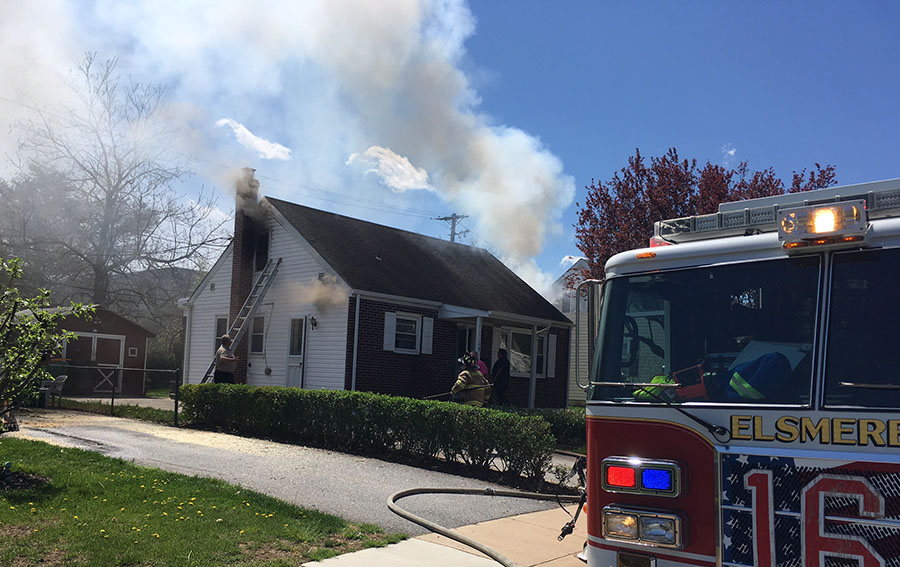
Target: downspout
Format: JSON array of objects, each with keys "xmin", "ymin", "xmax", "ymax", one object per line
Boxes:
[
  {"xmin": 181, "ymin": 302, "xmax": 192, "ymax": 384},
  {"xmin": 474, "ymin": 316, "xmax": 483, "ymax": 357},
  {"xmin": 350, "ymin": 293, "xmax": 361, "ymax": 391}
]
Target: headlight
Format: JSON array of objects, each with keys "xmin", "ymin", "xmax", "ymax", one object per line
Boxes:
[
  {"xmin": 604, "ymin": 511, "xmax": 638, "ymax": 539},
  {"xmin": 639, "ymin": 515, "xmax": 677, "ymax": 545},
  {"xmin": 603, "ymin": 506, "xmax": 683, "ymax": 549}
]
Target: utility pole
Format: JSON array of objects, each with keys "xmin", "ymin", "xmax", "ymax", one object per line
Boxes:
[{"xmin": 434, "ymin": 213, "xmax": 469, "ymax": 243}]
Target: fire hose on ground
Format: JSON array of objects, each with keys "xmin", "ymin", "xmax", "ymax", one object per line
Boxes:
[{"xmin": 387, "ymin": 458, "xmax": 588, "ymax": 567}]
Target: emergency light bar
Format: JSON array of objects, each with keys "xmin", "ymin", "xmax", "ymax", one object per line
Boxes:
[
  {"xmin": 601, "ymin": 457, "xmax": 681, "ymax": 497},
  {"xmin": 653, "ymin": 179, "xmax": 900, "ymax": 245}
]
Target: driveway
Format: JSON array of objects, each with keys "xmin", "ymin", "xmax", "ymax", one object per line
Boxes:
[{"xmin": 11, "ymin": 409, "xmax": 561, "ymax": 535}]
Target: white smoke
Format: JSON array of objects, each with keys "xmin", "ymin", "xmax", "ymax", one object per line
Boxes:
[
  {"xmin": 1, "ymin": 0, "xmax": 574, "ymax": 284},
  {"xmin": 346, "ymin": 146, "xmax": 432, "ymax": 192},
  {"xmin": 216, "ymin": 118, "xmax": 292, "ymax": 161}
]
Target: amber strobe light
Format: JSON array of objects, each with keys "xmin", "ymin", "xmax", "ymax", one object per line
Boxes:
[{"xmin": 778, "ymin": 199, "xmax": 867, "ymax": 247}]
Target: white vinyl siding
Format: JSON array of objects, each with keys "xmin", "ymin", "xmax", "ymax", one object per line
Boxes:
[
  {"xmin": 246, "ymin": 216, "xmax": 350, "ymax": 389},
  {"xmin": 184, "ymin": 216, "xmax": 351, "ymax": 389},
  {"xmin": 185, "ymin": 248, "xmax": 234, "ymax": 383}
]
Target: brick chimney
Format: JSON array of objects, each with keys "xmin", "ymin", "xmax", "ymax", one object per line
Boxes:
[{"xmin": 229, "ymin": 167, "xmax": 260, "ymax": 384}]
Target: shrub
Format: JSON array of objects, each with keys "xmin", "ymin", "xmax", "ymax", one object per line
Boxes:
[
  {"xmin": 516, "ymin": 407, "xmax": 586, "ymax": 450},
  {"xmin": 179, "ymin": 385, "xmax": 555, "ymax": 481}
]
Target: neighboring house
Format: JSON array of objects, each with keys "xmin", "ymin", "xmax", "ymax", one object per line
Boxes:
[
  {"xmin": 180, "ymin": 169, "xmax": 572, "ymax": 408},
  {"xmin": 552, "ymin": 258, "xmax": 589, "ymax": 406},
  {"xmin": 55, "ymin": 308, "xmax": 155, "ymax": 396}
]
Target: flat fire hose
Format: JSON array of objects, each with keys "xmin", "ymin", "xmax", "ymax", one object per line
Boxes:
[{"xmin": 388, "ymin": 487, "xmax": 583, "ymax": 567}]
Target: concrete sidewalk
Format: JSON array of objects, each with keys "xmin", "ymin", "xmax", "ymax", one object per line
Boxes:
[{"xmin": 303, "ymin": 505, "xmax": 587, "ymax": 567}]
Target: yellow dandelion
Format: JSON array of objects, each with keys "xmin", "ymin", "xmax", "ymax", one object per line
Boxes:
[
  {"xmin": 239, "ymin": 530, "xmax": 244, "ymax": 534},
  {"xmin": 100, "ymin": 530, "xmax": 105, "ymax": 533},
  {"xmin": 153, "ymin": 533, "xmax": 159, "ymax": 538},
  {"xmin": 120, "ymin": 507, "xmax": 126, "ymax": 512}
]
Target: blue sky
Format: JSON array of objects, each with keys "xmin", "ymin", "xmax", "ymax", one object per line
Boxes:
[
  {"xmin": 1, "ymin": 1, "xmax": 898, "ymax": 296},
  {"xmin": 464, "ymin": 1, "xmax": 900, "ymax": 275}
]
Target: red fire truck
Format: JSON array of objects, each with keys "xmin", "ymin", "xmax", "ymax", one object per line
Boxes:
[{"xmin": 577, "ymin": 178, "xmax": 900, "ymax": 567}]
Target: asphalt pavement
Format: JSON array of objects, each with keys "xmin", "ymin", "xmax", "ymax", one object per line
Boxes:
[{"xmin": 11, "ymin": 408, "xmax": 564, "ymax": 536}]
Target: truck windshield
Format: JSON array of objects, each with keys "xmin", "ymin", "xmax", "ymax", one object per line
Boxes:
[{"xmin": 590, "ymin": 256, "xmax": 820, "ymax": 404}]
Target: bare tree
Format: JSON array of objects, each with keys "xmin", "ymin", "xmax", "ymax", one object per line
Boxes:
[{"xmin": 0, "ymin": 53, "xmax": 227, "ymax": 308}]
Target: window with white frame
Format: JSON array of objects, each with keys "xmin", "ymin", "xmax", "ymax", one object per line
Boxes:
[
  {"xmin": 250, "ymin": 316, "xmax": 265, "ymax": 353},
  {"xmin": 456, "ymin": 324, "xmax": 475, "ymax": 358},
  {"xmin": 499, "ymin": 328, "xmax": 557, "ymax": 378},
  {"xmin": 383, "ymin": 311, "xmax": 433, "ymax": 355}
]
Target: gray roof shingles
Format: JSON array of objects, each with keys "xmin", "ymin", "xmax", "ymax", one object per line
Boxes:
[{"xmin": 267, "ymin": 198, "xmax": 568, "ymax": 323}]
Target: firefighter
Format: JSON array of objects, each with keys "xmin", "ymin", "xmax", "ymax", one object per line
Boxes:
[{"xmin": 451, "ymin": 351, "xmax": 491, "ymax": 407}]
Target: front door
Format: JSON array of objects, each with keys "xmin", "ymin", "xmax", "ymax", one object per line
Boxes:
[{"xmin": 286, "ymin": 318, "xmax": 305, "ymax": 388}]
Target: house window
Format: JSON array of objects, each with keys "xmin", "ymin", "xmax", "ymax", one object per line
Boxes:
[
  {"xmin": 289, "ymin": 318, "xmax": 304, "ymax": 356},
  {"xmin": 128, "ymin": 347, "xmax": 138, "ymax": 357},
  {"xmin": 502, "ymin": 329, "xmax": 546, "ymax": 376},
  {"xmin": 395, "ymin": 315, "xmax": 419, "ymax": 352},
  {"xmin": 215, "ymin": 316, "xmax": 228, "ymax": 352},
  {"xmin": 254, "ymin": 229, "xmax": 270, "ymax": 272},
  {"xmin": 383, "ymin": 312, "xmax": 433, "ymax": 355},
  {"xmin": 250, "ymin": 316, "xmax": 265, "ymax": 353},
  {"xmin": 456, "ymin": 325, "xmax": 475, "ymax": 358}
]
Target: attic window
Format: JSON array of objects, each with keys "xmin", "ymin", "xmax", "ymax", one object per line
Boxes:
[{"xmin": 254, "ymin": 229, "xmax": 270, "ymax": 271}]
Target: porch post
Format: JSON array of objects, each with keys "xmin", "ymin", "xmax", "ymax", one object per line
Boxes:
[
  {"xmin": 474, "ymin": 317, "xmax": 483, "ymax": 357},
  {"xmin": 529, "ymin": 323, "xmax": 537, "ymax": 408}
]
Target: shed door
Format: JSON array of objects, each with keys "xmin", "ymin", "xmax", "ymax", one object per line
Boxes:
[
  {"xmin": 94, "ymin": 337, "xmax": 124, "ymax": 393},
  {"xmin": 286, "ymin": 318, "xmax": 305, "ymax": 388}
]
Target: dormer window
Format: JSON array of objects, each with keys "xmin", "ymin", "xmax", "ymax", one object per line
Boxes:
[{"xmin": 253, "ymin": 229, "xmax": 270, "ymax": 271}]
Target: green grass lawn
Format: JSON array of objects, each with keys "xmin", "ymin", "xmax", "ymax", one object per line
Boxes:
[
  {"xmin": 145, "ymin": 388, "xmax": 172, "ymax": 399},
  {"xmin": 0, "ymin": 438, "xmax": 404, "ymax": 566},
  {"xmin": 60, "ymin": 398, "xmax": 175, "ymax": 425}
]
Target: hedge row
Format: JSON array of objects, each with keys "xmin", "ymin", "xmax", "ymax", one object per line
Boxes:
[
  {"xmin": 516, "ymin": 407, "xmax": 586, "ymax": 450},
  {"xmin": 179, "ymin": 384, "xmax": 555, "ymax": 481}
]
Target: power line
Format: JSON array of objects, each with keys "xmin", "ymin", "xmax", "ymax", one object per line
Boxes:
[{"xmin": 434, "ymin": 213, "xmax": 469, "ymax": 243}]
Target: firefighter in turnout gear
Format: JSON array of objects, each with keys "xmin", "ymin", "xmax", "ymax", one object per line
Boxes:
[{"xmin": 452, "ymin": 352, "xmax": 491, "ymax": 407}]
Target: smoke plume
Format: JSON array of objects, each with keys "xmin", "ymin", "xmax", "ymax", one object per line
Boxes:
[{"xmin": 1, "ymin": 0, "xmax": 575, "ymax": 287}]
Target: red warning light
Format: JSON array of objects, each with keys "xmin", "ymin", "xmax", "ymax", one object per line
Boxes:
[{"xmin": 606, "ymin": 465, "xmax": 637, "ymax": 488}]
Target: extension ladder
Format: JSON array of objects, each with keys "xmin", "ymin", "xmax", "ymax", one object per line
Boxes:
[{"xmin": 200, "ymin": 257, "xmax": 282, "ymax": 383}]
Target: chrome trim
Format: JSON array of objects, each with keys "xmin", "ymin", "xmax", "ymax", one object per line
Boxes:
[
  {"xmin": 602, "ymin": 505, "xmax": 684, "ymax": 550},
  {"xmin": 588, "ymin": 534, "xmax": 716, "ymax": 562},
  {"xmin": 601, "ymin": 456, "xmax": 682, "ymax": 498}
]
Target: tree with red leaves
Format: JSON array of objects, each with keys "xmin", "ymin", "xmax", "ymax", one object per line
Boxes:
[{"xmin": 575, "ymin": 148, "xmax": 836, "ymax": 280}]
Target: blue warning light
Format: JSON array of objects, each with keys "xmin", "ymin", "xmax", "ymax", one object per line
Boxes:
[{"xmin": 641, "ymin": 468, "xmax": 673, "ymax": 491}]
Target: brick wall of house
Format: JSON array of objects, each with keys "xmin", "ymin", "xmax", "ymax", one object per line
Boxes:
[{"xmin": 345, "ymin": 297, "xmax": 459, "ymax": 398}]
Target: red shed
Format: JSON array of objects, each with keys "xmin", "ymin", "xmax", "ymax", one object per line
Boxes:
[{"xmin": 56, "ymin": 308, "xmax": 155, "ymax": 396}]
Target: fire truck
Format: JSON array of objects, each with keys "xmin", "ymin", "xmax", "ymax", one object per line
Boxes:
[{"xmin": 577, "ymin": 178, "xmax": 900, "ymax": 567}]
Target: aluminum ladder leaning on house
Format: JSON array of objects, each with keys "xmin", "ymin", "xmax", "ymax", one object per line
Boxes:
[{"xmin": 200, "ymin": 257, "xmax": 283, "ymax": 383}]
